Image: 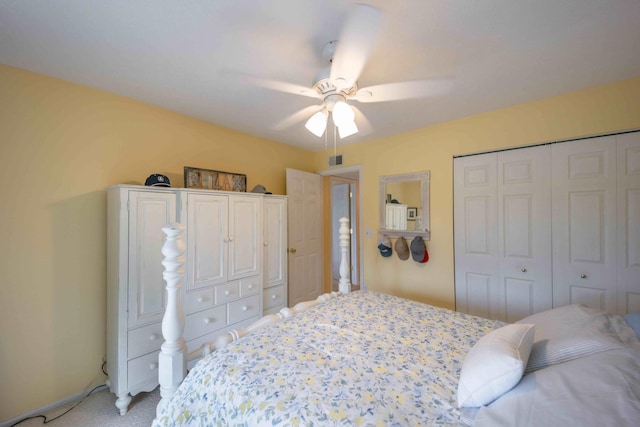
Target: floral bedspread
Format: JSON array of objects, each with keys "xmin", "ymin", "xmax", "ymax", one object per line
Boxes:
[{"xmin": 153, "ymin": 291, "xmax": 501, "ymax": 426}]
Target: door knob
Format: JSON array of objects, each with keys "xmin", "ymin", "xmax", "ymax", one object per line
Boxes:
[{"xmin": 289, "ymin": 248, "xmax": 297, "ymax": 253}]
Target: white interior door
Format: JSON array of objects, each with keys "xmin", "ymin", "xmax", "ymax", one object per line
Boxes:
[
  {"xmin": 552, "ymin": 136, "xmax": 617, "ymax": 313},
  {"xmin": 497, "ymin": 146, "xmax": 552, "ymax": 322},
  {"xmin": 286, "ymin": 168, "xmax": 323, "ymax": 306},
  {"xmin": 617, "ymin": 132, "xmax": 640, "ymax": 313},
  {"xmin": 454, "ymin": 153, "xmax": 499, "ymax": 319}
]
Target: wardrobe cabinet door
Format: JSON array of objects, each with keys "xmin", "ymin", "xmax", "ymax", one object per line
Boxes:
[
  {"xmin": 552, "ymin": 136, "xmax": 617, "ymax": 313},
  {"xmin": 497, "ymin": 146, "xmax": 552, "ymax": 322},
  {"xmin": 228, "ymin": 196, "xmax": 262, "ymax": 280},
  {"xmin": 454, "ymin": 153, "xmax": 499, "ymax": 320},
  {"xmin": 617, "ymin": 132, "xmax": 640, "ymax": 314},
  {"xmin": 127, "ymin": 191, "xmax": 177, "ymax": 327}
]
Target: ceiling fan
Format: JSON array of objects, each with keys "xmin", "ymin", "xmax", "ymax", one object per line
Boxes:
[{"xmin": 251, "ymin": 4, "xmax": 452, "ymax": 140}]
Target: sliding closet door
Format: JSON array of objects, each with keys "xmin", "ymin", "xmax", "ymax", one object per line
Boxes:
[
  {"xmin": 617, "ymin": 132, "xmax": 640, "ymax": 314},
  {"xmin": 552, "ymin": 136, "xmax": 617, "ymax": 313},
  {"xmin": 454, "ymin": 153, "xmax": 499, "ymax": 319},
  {"xmin": 497, "ymin": 147, "xmax": 552, "ymax": 322}
]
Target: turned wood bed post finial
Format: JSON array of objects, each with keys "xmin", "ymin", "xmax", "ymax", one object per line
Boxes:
[
  {"xmin": 156, "ymin": 223, "xmax": 187, "ymax": 418},
  {"xmin": 339, "ymin": 216, "xmax": 351, "ymax": 294}
]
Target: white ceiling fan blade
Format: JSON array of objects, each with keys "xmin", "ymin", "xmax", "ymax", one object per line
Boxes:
[
  {"xmin": 351, "ymin": 105, "xmax": 373, "ymax": 135},
  {"xmin": 272, "ymin": 105, "xmax": 324, "ymax": 131},
  {"xmin": 247, "ymin": 77, "xmax": 322, "ymax": 99},
  {"xmin": 352, "ymin": 78, "xmax": 454, "ymax": 103},
  {"xmin": 330, "ymin": 4, "xmax": 382, "ymax": 90}
]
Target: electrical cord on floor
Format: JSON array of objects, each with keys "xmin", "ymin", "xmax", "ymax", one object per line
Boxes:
[{"xmin": 10, "ymin": 361, "xmax": 109, "ymax": 427}]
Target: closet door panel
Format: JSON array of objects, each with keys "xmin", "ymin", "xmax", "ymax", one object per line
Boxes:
[
  {"xmin": 454, "ymin": 153, "xmax": 499, "ymax": 319},
  {"xmin": 552, "ymin": 136, "xmax": 617, "ymax": 313},
  {"xmin": 618, "ymin": 132, "xmax": 640, "ymax": 313},
  {"xmin": 498, "ymin": 146, "xmax": 552, "ymax": 322}
]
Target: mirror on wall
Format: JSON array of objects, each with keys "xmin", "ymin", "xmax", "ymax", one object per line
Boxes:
[{"xmin": 379, "ymin": 171, "xmax": 430, "ymax": 239}]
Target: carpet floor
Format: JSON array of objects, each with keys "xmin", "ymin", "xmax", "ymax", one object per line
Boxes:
[{"xmin": 10, "ymin": 387, "xmax": 160, "ymax": 427}]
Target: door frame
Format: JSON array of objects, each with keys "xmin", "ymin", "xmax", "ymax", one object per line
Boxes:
[{"xmin": 319, "ymin": 165, "xmax": 365, "ymax": 290}]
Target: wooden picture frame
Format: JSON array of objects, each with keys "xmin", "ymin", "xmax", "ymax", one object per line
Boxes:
[
  {"xmin": 184, "ymin": 167, "xmax": 246, "ymax": 192},
  {"xmin": 407, "ymin": 207, "xmax": 418, "ymax": 220}
]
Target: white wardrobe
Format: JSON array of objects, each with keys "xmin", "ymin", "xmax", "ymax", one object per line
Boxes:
[
  {"xmin": 106, "ymin": 185, "xmax": 287, "ymax": 414},
  {"xmin": 454, "ymin": 131, "xmax": 640, "ymax": 322}
]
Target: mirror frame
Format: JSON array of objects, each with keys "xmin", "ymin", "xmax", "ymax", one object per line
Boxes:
[{"xmin": 378, "ymin": 171, "xmax": 430, "ymax": 239}]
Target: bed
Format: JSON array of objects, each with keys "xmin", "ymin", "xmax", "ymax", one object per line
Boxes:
[{"xmin": 152, "ymin": 218, "xmax": 640, "ymax": 426}]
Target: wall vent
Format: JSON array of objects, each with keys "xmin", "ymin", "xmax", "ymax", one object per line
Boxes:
[{"xmin": 329, "ymin": 154, "xmax": 343, "ymax": 167}]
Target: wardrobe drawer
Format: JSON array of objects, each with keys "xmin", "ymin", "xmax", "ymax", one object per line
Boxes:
[
  {"xmin": 127, "ymin": 350, "xmax": 159, "ymax": 390},
  {"xmin": 263, "ymin": 285, "xmax": 285, "ymax": 311},
  {"xmin": 228, "ymin": 295, "xmax": 261, "ymax": 325},
  {"xmin": 240, "ymin": 276, "xmax": 260, "ymax": 297},
  {"xmin": 216, "ymin": 282, "xmax": 240, "ymax": 304},
  {"xmin": 184, "ymin": 288, "xmax": 215, "ymax": 314},
  {"xmin": 127, "ymin": 323, "xmax": 163, "ymax": 359},
  {"xmin": 185, "ymin": 305, "xmax": 226, "ymax": 341}
]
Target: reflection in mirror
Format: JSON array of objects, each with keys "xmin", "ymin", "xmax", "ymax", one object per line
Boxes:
[{"xmin": 379, "ymin": 171, "xmax": 430, "ymax": 239}]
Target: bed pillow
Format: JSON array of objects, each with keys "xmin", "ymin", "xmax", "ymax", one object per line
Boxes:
[
  {"xmin": 474, "ymin": 347, "xmax": 640, "ymax": 427},
  {"xmin": 517, "ymin": 304, "xmax": 624, "ymax": 373},
  {"xmin": 624, "ymin": 311, "xmax": 640, "ymax": 339},
  {"xmin": 457, "ymin": 323, "xmax": 535, "ymax": 408}
]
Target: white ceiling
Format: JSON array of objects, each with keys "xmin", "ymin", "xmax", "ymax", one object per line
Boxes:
[{"xmin": 2, "ymin": 0, "xmax": 639, "ymax": 152}]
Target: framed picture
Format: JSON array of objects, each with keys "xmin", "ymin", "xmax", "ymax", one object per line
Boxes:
[
  {"xmin": 407, "ymin": 207, "xmax": 418, "ymax": 220},
  {"xmin": 184, "ymin": 167, "xmax": 247, "ymax": 192}
]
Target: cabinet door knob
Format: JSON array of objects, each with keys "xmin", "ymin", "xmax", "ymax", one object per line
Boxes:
[
  {"xmin": 225, "ymin": 290, "xmax": 230, "ymax": 296},
  {"xmin": 271, "ymin": 294, "xmax": 277, "ymax": 300},
  {"xmin": 521, "ymin": 268, "xmax": 527, "ymax": 273},
  {"xmin": 581, "ymin": 274, "xmax": 587, "ymax": 279}
]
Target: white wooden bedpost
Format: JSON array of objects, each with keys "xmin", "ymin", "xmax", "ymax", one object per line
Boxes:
[
  {"xmin": 156, "ymin": 224, "xmax": 187, "ymax": 417},
  {"xmin": 338, "ymin": 217, "xmax": 351, "ymax": 294}
]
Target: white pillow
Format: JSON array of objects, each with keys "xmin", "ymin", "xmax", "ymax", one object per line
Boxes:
[
  {"xmin": 457, "ymin": 323, "xmax": 535, "ymax": 408},
  {"xmin": 517, "ymin": 304, "xmax": 623, "ymax": 373}
]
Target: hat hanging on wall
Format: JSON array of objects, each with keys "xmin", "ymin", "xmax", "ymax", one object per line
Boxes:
[
  {"xmin": 395, "ymin": 236, "xmax": 410, "ymax": 260},
  {"xmin": 145, "ymin": 174, "xmax": 171, "ymax": 187},
  {"xmin": 251, "ymin": 184, "xmax": 272, "ymax": 194},
  {"xmin": 377, "ymin": 235, "xmax": 392, "ymax": 257},
  {"xmin": 410, "ymin": 236, "xmax": 429, "ymax": 263}
]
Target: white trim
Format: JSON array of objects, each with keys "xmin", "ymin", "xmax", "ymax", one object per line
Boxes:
[
  {"xmin": 0, "ymin": 384, "xmax": 108, "ymax": 427},
  {"xmin": 318, "ymin": 164, "xmax": 366, "ymax": 290}
]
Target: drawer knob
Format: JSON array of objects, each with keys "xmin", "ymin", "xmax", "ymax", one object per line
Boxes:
[
  {"xmin": 225, "ymin": 290, "xmax": 230, "ymax": 296},
  {"xmin": 149, "ymin": 363, "xmax": 157, "ymax": 371},
  {"xmin": 242, "ymin": 306, "xmax": 248, "ymax": 311},
  {"xmin": 271, "ymin": 294, "xmax": 277, "ymax": 300},
  {"xmin": 198, "ymin": 296, "xmax": 205, "ymax": 303},
  {"xmin": 204, "ymin": 317, "xmax": 214, "ymax": 324},
  {"xmin": 149, "ymin": 334, "xmax": 159, "ymax": 341},
  {"xmin": 248, "ymin": 284, "xmax": 254, "ymax": 290}
]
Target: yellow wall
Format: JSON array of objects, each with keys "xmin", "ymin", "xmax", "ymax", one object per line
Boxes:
[
  {"xmin": 2, "ymin": 63, "xmax": 640, "ymax": 422},
  {"xmin": 0, "ymin": 65, "xmax": 315, "ymax": 422},
  {"xmin": 315, "ymin": 76, "xmax": 640, "ymax": 309}
]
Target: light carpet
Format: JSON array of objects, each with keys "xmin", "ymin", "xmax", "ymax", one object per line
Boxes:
[{"xmin": 10, "ymin": 387, "xmax": 160, "ymax": 427}]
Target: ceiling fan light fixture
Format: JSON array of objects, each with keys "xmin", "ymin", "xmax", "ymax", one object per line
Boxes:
[
  {"xmin": 332, "ymin": 100, "xmax": 355, "ymax": 127},
  {"xmin": 338, "ymin": 120, "xmax": 359, "ymax": 139},
  {"xmin": 305, "ymin": 110, "xmax": 328, "ymax": 137}
]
